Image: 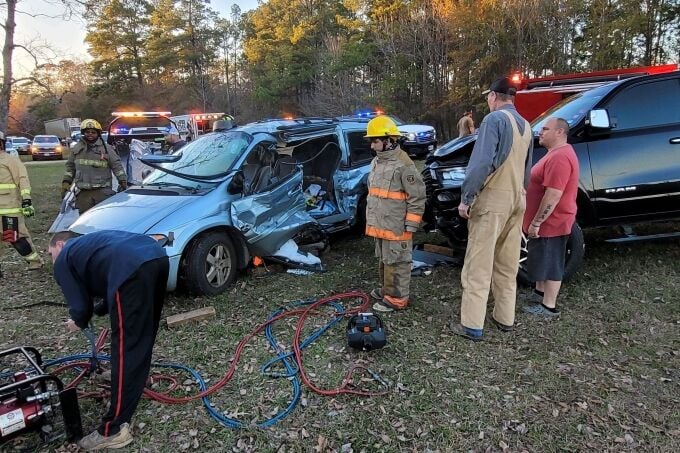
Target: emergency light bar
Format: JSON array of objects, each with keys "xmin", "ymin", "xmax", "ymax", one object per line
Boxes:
[
  {"xmin": 111, "ymin": 111, "xmax": 172, "ymax": 117},
  {"xmin": 192, "ymin": 113, "xmax": 225, "ymax": 120}
]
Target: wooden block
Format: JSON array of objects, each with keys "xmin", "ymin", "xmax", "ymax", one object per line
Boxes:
[
  {"xmin": 423, "ymin": 243, "xmax": 454, "ymax": 257},
  {"xmin": 166, "ymin": 307, "xmax": 216, "ymax": 328}
]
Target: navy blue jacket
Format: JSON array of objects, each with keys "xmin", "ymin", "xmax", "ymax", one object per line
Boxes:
[{"xmin": 53, "ymin": 230, "xmax": 167, "ymax": 329}]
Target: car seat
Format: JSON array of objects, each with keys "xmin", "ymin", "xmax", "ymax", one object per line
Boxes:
[{"xmin": 242, "ymin": 147, "xmax": 277, "ymax": 195}]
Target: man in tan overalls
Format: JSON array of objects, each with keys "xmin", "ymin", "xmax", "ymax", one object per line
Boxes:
[
  {"xmin": 62, "ymin": 119, "xmax": 127, "ymax": 214},
  {"xmin": 450, "ymin": 77, "xmax": 533, "ymax": 341},
  {"xmin": 364, "ymin": 116, "xmax": 426, "ymax": 312},
  {"xmin": 0, "ymin": 131, "xmax": 43, "ymax": 277}
]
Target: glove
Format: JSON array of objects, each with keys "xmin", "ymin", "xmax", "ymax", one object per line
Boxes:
[
  {"xmin": 61, "ymin": 181, "xmax": 71, "ymax": 198},
  {"xmin": 21, "ymin": 199, "xmax": 35, "ymax": 218},
  {"xmin": 117, "ymin": 180, "xmax": 128, "ymax": 192}
]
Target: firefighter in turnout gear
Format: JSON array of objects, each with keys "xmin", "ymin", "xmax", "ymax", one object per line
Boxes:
[
  {"xmin": 0, "ymin": 131, "xmax": 43, "ymax": 277},
  {"xmin": 62, "ymin": 119, "xmax": 127, "ymax": 213},
  {"xmin": 364, "ymin": 116, "xmax": 426, "ymax": 312}
]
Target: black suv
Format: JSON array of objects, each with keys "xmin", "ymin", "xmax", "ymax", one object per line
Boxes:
[{"xmin": 423, "ymin": 71, "xmax": 680, "ymax": 282}]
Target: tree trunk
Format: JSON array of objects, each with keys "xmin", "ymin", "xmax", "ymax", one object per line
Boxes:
[{"xmin": 1, "ymin": 0, "xmax": 18, "ymax": 134}]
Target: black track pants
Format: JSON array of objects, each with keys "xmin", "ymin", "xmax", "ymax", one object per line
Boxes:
[{"xmin": 98, "ymin": 256, "xmax": 169, "ymax": 436}]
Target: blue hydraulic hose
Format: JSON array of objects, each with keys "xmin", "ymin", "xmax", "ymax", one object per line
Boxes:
[{"xmin": 39, "ymin": 297, "xmax": 356, "ymax": 429}]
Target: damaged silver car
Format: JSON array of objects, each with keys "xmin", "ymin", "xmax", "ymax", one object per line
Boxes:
[{"xmin": 68, "ymin": 118, "xmax": 375, "ymax": 295}]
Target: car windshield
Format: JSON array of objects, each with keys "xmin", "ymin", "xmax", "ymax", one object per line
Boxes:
[
  {"xmin": 531, "ymin": 83, "xmax": 615, "ymax": 133},
  {"xmin": 13, "ymin": 138, "xmax": 28, "ymax": 144},
  {"xmin": 34, "ymin": 136, "xmax": 59, "ymax": 143},
  {"xmin": 143, "ymin": 131, "xmax": 251, "ymax": 189}
]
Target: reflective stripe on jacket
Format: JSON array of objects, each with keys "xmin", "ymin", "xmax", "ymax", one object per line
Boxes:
[
  {"xmin": 365, "ymin": 146, "xmax": 426, "ymax": 241},
  {"xmin": 64, "ymin": 139, "xmax": 126, "ymax": 190},
  {"xmin": 0, "ymin": 153, "xmax": 31, "ymax": 211}
]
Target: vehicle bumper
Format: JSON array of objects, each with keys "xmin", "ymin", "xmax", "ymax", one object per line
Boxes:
[
  {"xmin": 166, "ymin": 253, "xmax": 181, "ymax": 291},
  {"xmin": 402, "ymin": 141, "xmax": 437, "ymax": 157}
]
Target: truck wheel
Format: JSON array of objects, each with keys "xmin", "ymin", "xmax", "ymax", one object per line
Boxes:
[
  {"xmin": 184, "ymin": 231, "xmax": 237, "ymax": 295},
  {"xmin": 517, "ymin": 222, "xmax": 585, "ymax": 286}
]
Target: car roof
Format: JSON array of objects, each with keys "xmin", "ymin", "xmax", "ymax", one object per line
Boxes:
[{"xmin": 34, "ymin": 135, "xmax": 59, "ymax": 138}]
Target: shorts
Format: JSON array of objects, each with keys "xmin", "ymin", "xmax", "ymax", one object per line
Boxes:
[{"xmin": 526, "ymin": 234, "xmax": 569, "ymax": 282}]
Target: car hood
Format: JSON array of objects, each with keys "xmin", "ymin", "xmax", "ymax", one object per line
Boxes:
[
  {"xmin": 70, "ymin": 191, "xmax": 197, "ymax": 234},
  {"xmin": 398, "ymin": 124, "xmax": 434, "ymax": 133}
]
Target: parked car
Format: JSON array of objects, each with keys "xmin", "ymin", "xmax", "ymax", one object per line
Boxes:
[
  {"xmin": 423, "ymin": 70, "xmax": 680, "ymax": 283},
  {"xmin": 7, "ymin": 136, "xmax": 30, "ymax": 155},
  {"xmin": 69, "ymin": 116, "xmax": 377, "ymax": 295},
  {"xmin": 348, "ymin": 111, "xmax": 436, "ymax": 158},
  {"xmin": 30, "ymin": 135, "xmax": 63, "ymax": 161},
  {"xmin": 108, "ymin": 111, "xmax": 174, "ymax": 154}
]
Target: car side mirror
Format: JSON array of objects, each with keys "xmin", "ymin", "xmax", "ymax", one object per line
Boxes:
[
  {"xmin": 227, "ymin": 171, "xmax": 244, "ymax": 195},
  {"xmin": 588, "ymin": 109, "xmax": 611, "ymax": 129}
]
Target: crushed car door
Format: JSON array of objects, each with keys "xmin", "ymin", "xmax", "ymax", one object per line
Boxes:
[{"xmin": 230, "ymin": 160, "xmax": 314, "ymax": 256}]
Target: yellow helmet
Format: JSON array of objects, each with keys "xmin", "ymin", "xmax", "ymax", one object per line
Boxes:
[
  {"xmin": 365, "ymin": 115, "xmax": 400, "ymax": 138},
  {"xmin": 80, "ymin": 119, "xmax": 102, "ymax": 132}
]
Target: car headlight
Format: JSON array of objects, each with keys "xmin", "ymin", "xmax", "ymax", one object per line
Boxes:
[
  {"xmin": 437, "ymin": 167, "xmax": 466, "ymax": 186},
  {"xmin": 407, "ymin": 133, "xmax": 416, "ymax": 141},
  {"xmin": 55, "ymin": 145, "xmax": 62, "ymax": 151}
]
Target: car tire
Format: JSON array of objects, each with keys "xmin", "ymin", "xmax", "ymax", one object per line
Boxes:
[
  {"xmin": 517, "ymin": 222, "xmax": 585, "ymax": 286},
  {"xmin": 184, "ymin": 231, "xmax": 237, "ymax": 296}
]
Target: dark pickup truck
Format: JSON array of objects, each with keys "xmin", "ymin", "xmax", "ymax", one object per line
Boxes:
[{"xmin": 423, "ymin": 71, "xmax": 680, "ymax": 283}]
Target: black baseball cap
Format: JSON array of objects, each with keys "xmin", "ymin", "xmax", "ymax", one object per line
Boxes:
[{"xmin": 482, "ymin": 76, "xmax": 517, "ymax": 96}]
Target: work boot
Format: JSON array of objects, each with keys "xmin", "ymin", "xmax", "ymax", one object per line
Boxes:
[
  {"xmin": 490, "ymin": 317, "xmax": 513, "ymax": 332},
  {"xmin": 370, "ymin": 288, "xmax": 383, "ymax": 300},
  {"xmin": 448, "ymin": 322, "xmax": 484, "ymax": 342},
  {"xmin": 78, "ymin": 423, "xmax": 133, "ymax": 451}
]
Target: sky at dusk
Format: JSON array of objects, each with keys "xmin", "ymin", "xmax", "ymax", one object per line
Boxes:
[{"xmin": 11, "ymin": 0, "xmax": 258, "ymax": 76}]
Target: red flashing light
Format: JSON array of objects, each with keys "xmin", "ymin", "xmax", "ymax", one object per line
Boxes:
[{"xmin": 511, "ymin": 73, "xmax": 522, "ymax": 84}]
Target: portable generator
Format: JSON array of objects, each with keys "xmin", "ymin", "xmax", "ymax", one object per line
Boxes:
[
  {"xmin": 0, "ymin": 347, "xmax": 82, "ymax": 446},
  {"xmin": 346, "ymin": 313, "xmax": 387, "ymax": 351}
]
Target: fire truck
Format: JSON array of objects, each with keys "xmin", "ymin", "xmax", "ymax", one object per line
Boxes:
[
  {"xmin": 169, "ymin": 113, "xmax": 228, "ymax": 141},
  {"xmin": 511, "ymin": 64, "xmax": 679, "ymax": 121}
]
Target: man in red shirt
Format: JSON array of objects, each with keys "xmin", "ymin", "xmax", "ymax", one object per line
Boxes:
[{"xmin": 523, "ymin": 117, "xmax": 579, "ymax": 317}]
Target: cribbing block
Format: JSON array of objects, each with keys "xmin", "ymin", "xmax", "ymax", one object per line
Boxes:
[{"xmin": 166, "ymin": 306, "xmax": 216, "ymax": 328}]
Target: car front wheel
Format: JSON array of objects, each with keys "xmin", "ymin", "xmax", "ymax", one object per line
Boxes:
[
  {"xmin": 517, "ymin": 222, "xmax": 585, "ymax": 286},
  {"xmin": 184, "ymin": 231, "xmax": 237, "ymax": 295}
]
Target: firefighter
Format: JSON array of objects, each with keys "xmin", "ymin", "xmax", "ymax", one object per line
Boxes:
[
  {"xmin": 0, "ymin": 131, "xmax": 43, "ymax": 276},
  {"xmin": 364, "ymin": 115, "xmax": 426, "ymax": 312},
  {"xmin": 62, "ymin": 119, "xmax": 127, "ymax": 214},
  {"xmin": 48, "ymin": 230, "xmax": 168, "ymax": 451}
]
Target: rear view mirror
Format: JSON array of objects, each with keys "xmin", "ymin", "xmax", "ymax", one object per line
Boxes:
[
  {"xmin": 589, "ymin": 109, "xmax": 611, "ymax": 129},
  {"xmin": 227, "ymin": 171, "xmax": 244, "ymax": 195}
]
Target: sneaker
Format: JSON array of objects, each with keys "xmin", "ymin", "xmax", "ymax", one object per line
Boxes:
[
  {"xmin": 448, "ymin": 322, "xmax": 483, "ymax": 342},
  {"xmin": 370, "ymin": 288, "xmax": 383, "ymax": 300},
  {"xmin": 490, "ymin": 317, "xmax": 513, "ymax": 332},
  {"xmin": 372, "ymin": 300, "xmax": 395, "ymax": 313},
  {"xmin": 78, "ymin": 423, "xmax": 133, "ymax": 451},
  {"xmin": 523, "ymin": 304, "xmax": 560, "ymax": 318},
  {"xmin": 27, "ymin": 261, "xmax": 43, "ymax": 271}
]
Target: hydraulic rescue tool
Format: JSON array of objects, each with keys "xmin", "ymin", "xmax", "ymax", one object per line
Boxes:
[
  {"xmin": 346, "ymin": 313, "xmax": 387, "ymax": 351},
  {"xmin": 0, "ymin": 347, "xmax": 82, "ymax": 446}
]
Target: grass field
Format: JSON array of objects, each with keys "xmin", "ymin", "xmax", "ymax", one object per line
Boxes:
[{"xmin": 1, "ymin": 163, "xmax": 678, "ymax": 452}]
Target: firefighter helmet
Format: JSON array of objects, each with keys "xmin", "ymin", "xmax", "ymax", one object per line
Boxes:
[
  {"xmin": 80, "ymin": 119, "xmax": 102, "ymax": 132},
  {"xmin": 365, "ymin": 115, "xmax": 400, "ymax": 138}
]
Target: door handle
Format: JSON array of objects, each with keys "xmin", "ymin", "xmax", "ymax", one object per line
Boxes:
[{"xmin": 670, "ymin": 137, "xmax": 680, "ymax": 144}]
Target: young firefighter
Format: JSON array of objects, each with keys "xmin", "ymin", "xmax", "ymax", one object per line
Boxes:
[
  {"xmin": 48, "ymin": 230, "xmax": 168, "ymax": 451},
  {"xmin": 364, "ymin": 116, "xmax": 426, "ymax": 312},
  {"xmin": 0, "ymin": 130, "xmax": 43, "ymax": 277}
]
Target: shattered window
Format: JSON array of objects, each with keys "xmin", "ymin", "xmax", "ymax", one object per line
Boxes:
[
  {"xmin": 143, "ymin": 132, "xmax": 252, "ymax": 188},
  {"xmin": 346, "ymin": 131, "xmax": 374, "ymax": 165}
]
